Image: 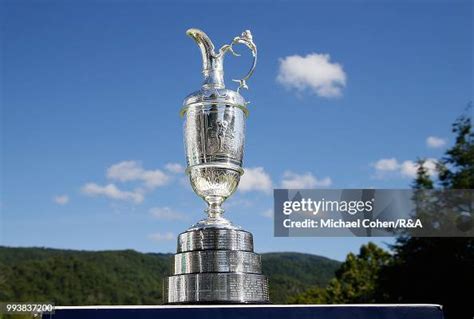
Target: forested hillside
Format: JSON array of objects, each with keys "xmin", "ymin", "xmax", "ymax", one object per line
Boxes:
[{"xmin": 0, "ymin": 247, "xmax": 340, "ymax": 304}]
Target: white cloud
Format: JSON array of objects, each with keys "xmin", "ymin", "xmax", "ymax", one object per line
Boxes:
[
  {"xmin": 53, "ymin": 195, "xmax": 69, "ymax": 205},
  {"xmin": 425, "ymin": 159, "xmax": 438, "ymax": 176},
  {"xmin": 281, "ymin": 171, "xmax": 332, "ymax": 188},
  {"xmin": 373, "ymin": 158, "xmax": 399, "ymax": 172},
  {"xmin": 165, "ymin": 162, "xmax": 185, "ymax": 174},
  {"xmin": 261, "ymin": 209, "xmax": 273, "ymax": 219},
  {"xmin": 277, "ymin": 53, "xmax": 346, "ymax": 98},
  {"xmin": 148, "ymin": 232, "xmax": 175, "ymax": 242},
  {"xmin": 81, "ymin": 183, "xmax": 144, "ymax": 203},
  {"xmin": 400, "ymin": 159, "xmax": 437, "ymax": 178},
  {"xmin": 399, "ymin": 161, "xmax": 417, "ymax": 178},
  {"xmin": 149, "ymin": 206, "xmax": 188, "ymax": 221},
  {"xmin": 107, "ymin": 161, "xmax": 169, "ymax": 189},
  {"xmin": 373, "ymin": 158, "xmax": 437, "ymax": 179},
  {"xmin": 239, "ymin": 167, "xmax": 273, "ymax": 194},
  {"xmin": 426, "ymin": 136, "xmax": 447, "ymax": 148}
]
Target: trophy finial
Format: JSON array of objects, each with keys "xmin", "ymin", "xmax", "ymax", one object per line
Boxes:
[{"xmin": 186, "ymin": 28, "xmax": 258, "ymax": 91}]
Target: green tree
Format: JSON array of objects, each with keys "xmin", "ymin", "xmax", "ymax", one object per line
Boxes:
[
  {"xmin": 291, "ymin": 107, "xmax": 473, "ymax": 319},
  {"xmin": 290, "ymin": 242, "xmax": 391, "ymax": 304},
  {"xmin": 438, "ymin": 108, "xmax": 474, "ymax": 189},
  {"xmin": 413, "ymin": 158, "xmax": 434, "ymax": 190},
  {"xmin": 378, "ymin": 108, "xmax": 474, "ymax": 319}
]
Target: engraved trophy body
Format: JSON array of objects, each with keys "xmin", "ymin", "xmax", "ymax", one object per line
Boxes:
[{"xmin": 164, "ymin": 29, "xmax": 270, "ymax": 304}]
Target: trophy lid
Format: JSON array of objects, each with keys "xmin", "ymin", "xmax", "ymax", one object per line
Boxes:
[{"xmin": 181, "ymin": 28, "xmax": 257, "ymax": 116}]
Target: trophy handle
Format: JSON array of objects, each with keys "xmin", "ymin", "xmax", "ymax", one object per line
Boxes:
[{"xmin": 219, "ymin": 30, "xmax": 258, "ymax": 92}]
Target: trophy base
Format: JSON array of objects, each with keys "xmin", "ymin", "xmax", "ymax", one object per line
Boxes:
[
  {"xmin": 164, "ymin": 227, "xmax": 270, "ymax": 304},
  {"xmin": 165, "ymin": 273, "xmax": 269, "ymax": 304}
]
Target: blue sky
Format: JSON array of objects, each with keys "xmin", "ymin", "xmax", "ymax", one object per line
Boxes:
[{"xmin": 1, "ymin": 0, "xmax": 472, "ymax": 261}]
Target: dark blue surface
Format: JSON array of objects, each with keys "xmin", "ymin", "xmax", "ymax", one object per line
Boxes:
[{"xmin": 45, "ymin": 305, "xmax": 444, "ymax": 319}]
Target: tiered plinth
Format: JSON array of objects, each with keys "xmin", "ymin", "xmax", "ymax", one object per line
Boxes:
[{"xmin": 164, "ymin": 228, "xmax": 269, "ymax": 304}]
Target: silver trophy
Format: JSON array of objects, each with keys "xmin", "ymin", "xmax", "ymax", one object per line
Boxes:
[{"xmin": 164, "ymin": 28, "xmax": 270, "ymax": 304}]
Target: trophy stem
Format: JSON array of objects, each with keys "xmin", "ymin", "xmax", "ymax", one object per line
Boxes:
[
  {"xmin": 185, "ymin": 195, "xmax": 239, "ymax": 231},
  {"xmin": 205, "ymin": 195, "xmax": 224, "ymax": 218}
]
